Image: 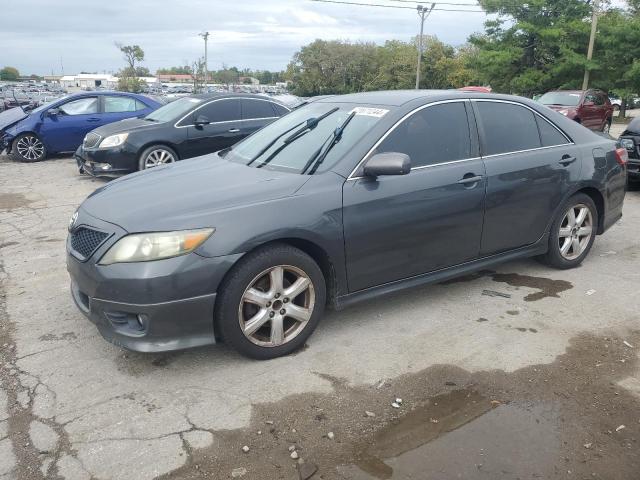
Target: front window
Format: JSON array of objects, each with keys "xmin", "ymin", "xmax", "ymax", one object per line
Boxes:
[
  {"xmin": 538, "ymin": 92, "xmax": 581, "ymax": 107},
  {"xmin": 224, "ymin": 103, "xmax": 388, "ymax": 174},
  {"xmin": 144, "ymin": 97, "xmax": 203, "ymax": 123},
  {"xmin": 59, "ymin": 97, "xmax": 98, "ymax": 115}
]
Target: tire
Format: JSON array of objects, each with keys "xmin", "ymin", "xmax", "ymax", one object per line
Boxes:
[
  {"xmin": 602, "ymin": 119, "xmax": 612, "ymax": 133},
  {"xmin": 215, "ymin": 243, "xmax": 326, "ymax": 359},
  {"xmin": 10, "ymin": 133, "xmax": 47, "ymax": 162},
  {"xmin": 538, "ymin": 193, "xmax": 598, "ymax": 269},
  {"xmin": 613, "ymin": 105, "xmax": 620, "ymax": 112},
  {"xmin": 138, "ymin": 145, "xmax": 178, "ymax": 171}
]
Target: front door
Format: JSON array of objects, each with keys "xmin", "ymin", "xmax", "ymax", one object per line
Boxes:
[
  {"xmin": 472, "ymin": 100, "xmax": 582, "ymax": 255},
  {"xmin": 342, "ymin": 101, "xmax": 487, "ymax": 292},
  {"xmin": 39, "ymin": 96, "xmax": 99, "ymax": 152},
  {"xmin": 184, "ymin": 98, "xmax": 242, "ymax": 158}
]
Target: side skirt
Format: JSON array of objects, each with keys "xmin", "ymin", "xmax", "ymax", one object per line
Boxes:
[{"xmin": 334, "ymin": 233, "xmax": 549, "ymax": 311}]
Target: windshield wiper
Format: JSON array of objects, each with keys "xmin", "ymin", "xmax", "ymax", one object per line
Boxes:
[
  {"xmin": 301, "ymin": 111, "xmax": 356, "ymax": 175},
  {"xmin": 248, "ymin": 107, "xmax": 339, "ymax": 167}
]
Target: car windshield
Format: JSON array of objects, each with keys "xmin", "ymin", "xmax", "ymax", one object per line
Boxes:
[
  {"xmin": 144, "ymin": 97, "xmax": 203, "ymax": 122},
  {"xmin": 539, "ymin": 92, "xmax": 581, "ymax": 106},
  {"xmin": 224, "ymin": 103, "xmax": 388, "ymax": 174}
]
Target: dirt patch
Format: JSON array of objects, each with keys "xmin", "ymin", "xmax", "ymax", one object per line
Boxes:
[
  {"xmin": 160, "ymin": 331, "xmax": 640, "ymax": 480},
  {"xmin": 0, "ymin": 193, "xmax": 33, "ymax": 211}
]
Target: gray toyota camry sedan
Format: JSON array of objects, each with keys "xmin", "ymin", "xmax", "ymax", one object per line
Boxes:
[{"xmin": 67, "ymin": 90, "xmax": 628, "ymax": 359}]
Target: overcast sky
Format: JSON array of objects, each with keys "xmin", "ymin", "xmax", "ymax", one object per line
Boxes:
[{"xmin": 2, "ymin": 0, "xmax": 491, "ymax": 75}]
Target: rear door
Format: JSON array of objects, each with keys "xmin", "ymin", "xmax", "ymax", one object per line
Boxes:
[
  {"xmin": 342, "ymin": 100, "xmax": 486, "ymax": 292},
  {"xmin": 39, "ymin": 96, "xmax": 99, "ymax": 152},
  {"xmin": 473, "ymin": 100, "xmax": 580, "ymax": 256},
  {"xmin": 183, "ymin": 98, "xmax": 241, "ymax": 158},
  {"xmin": 239, "ymin": 99, "xmax": 284, "ymax": 139},
  {"xmin": 101, "ymin": 95, "xmax": 151, "ymax": 125}
]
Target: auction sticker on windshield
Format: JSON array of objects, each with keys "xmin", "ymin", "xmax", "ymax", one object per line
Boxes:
[{"xmin": 349, "ymin": 107, "xmax": 389, "ymax": 117}]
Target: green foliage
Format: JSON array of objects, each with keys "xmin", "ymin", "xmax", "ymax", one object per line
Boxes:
[
  {"xmin": 286, "ymin": 38, "xmax": 477, "ymax": 96},
  {"xmin": 157, "ymin": 66, "xmax": 192, "ymax": 75},
  {"xmin": 0, "ymin": 66, "xmax": 19, "ymax": 81},
  {"xmin": 116, "ymin": 77, "xmax": 145, "ymax": 93}
]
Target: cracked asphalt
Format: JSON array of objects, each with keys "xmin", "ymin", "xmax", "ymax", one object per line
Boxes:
[{"xmin": 0, "ymin": 136, "xmax": 639, "ymax": 479}]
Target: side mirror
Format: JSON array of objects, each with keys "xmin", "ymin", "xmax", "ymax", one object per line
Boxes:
[
  {"xmin": 363, "ymin": 152, "xmax": 411, "ymax": 177},
  {"xmin": 194, "ymin": 114, "xmax": 210, "ymax": 126},
  {"xmin": 47, "ymin": 108, "xmax": 60, "ymax": 117}
]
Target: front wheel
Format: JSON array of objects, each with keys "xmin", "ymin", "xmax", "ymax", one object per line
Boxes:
[
  {"xmin": 215, "ymin": 244, "xmax": 326, "ymax": 359},
  {"xmin": 10, "ymin": 133, "xmax": 47, "ymax": 162},
  {"xmin": 138, "ymin": 145, "xmax": 177, "ymax": 171},
  {"xmin": 602, "ymin": 119, "xmax": 612, "ymax": 134},
  {"xmin": 538, "ymin": 193, "xmax": 598, "ymax": 269}
]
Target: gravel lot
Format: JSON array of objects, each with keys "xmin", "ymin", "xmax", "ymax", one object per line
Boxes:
[{"xmin": 0, "ymin": 140, "xmax": 639, "ymax": 479}]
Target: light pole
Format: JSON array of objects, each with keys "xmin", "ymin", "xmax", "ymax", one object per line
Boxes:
[
  {"xmin": 199, "ymin": 31, "xmax": 210, "ymax": 86},
  {"xmin": 415, "ymin": 3, "xmax": 435, "ymax": 90},
  {"xmin": 582, "ymin": 0, "xmax": 600, "ymax": 90}
]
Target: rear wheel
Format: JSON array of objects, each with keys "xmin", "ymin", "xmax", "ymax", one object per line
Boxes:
[
  {"xmin": 138, "ymin": 145, "xmax": 177, "ymax": 171},
  {"xmin": 602, "ymin": 119, "xmax": 612, "ymax": 134},
  {"xmin": 538, "ymin": 193, "xmax": 598, "ymax": 269},
  {"xmin": 215, "ymin": 244, "xmax": 326, "ymax": 359},
  {"xmin": 10, "ymin": 133, "xmax": 47, "ymax": 162}
]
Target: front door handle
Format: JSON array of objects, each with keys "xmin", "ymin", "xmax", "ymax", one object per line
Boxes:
[
  {"xmin": 457, "ymin": 174, "xmax": 483, "ymax": 185},
  {"xmin": 87, "ymin": 117, "xmax": 101, "ymax": 122},
  {"xmin": 228, "ymin": 128, "xmax": 240, "ymax": 133},
  {"xmin": 559, "ymin": 155, "xmax": 577, "ymax": 167}
]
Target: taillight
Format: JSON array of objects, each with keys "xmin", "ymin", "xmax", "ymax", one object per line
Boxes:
[{"xmin": 615, "ymin": 147, "xmax": 628, "ymax": 166}]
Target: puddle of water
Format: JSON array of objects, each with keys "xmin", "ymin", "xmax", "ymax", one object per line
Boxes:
[
  {"xmin": 491, "ymin": 273, "xmax": 572, "ymax": 302},
  {"xmin": 0, "ymin": 193, "xmax": 33, "ymax": 210},
  {"xmin": 344, "ymin": 391, "xmax": 560, "ymax": 480}
]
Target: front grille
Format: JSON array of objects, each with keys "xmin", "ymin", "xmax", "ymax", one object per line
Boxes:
[
  {"xmin": 71, "ymin": 227, "xmax": 109, "ymax": 259},
  {"xmin": 83, "ymin": 132, "xmax": 101, "ymax": 149}
]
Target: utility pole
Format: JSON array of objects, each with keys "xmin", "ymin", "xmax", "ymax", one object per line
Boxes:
[
  {"xmin": 415, "ymin": 3, "xmax": 435, "ymax": 90},
  {"xmin": 582, "ymin": 0, "xmax": 599, "ymax": 90},
  {"xmin": 199, "ymin": 31, "xmax": 210, "ymax": 86}
]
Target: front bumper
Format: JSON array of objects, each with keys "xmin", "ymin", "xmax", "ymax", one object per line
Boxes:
[
  {"xmin": 66, "ymin": 209, "xmax": 243, "ymax": 352},
  {"xmin": 75, "ymin": 144, "xmax": 138, "ymax": 177}
]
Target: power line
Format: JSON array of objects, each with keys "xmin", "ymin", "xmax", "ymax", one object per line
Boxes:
[
  {"xmin": 388, "ymin": 0, "xmax": 482, "ymax": 6},
  {"xmin": 309, "ymin": 0, "xmax": 485, "ymax": 13}
]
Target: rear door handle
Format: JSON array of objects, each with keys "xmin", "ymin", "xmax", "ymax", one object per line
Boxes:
[
  {"xmin": 559, "ymin": 155, "xmax": 577, "ymax": 166},
  {"xmin": 87, "ymin": 117, "xmax": 101, "ymax": 122},
  {"xmin": 228, "ymin": 128, "xmax": 240, "ymax": 133},
  {"xmin": 457, "ymin": 174, "xmax": 483, "ymax": 185}
]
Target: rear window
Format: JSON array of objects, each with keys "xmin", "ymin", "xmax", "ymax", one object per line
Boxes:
[
  {"xmin": 241, "ymin": 99, "xmax": 277, "ymax": 120},
  {"xmin": 476, "ymin": 102, "xmax": 541, "ymax": 156}
]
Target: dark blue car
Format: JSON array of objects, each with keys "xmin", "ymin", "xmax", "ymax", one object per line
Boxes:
[{"xmin": 0, "ymin": 91, "xmax": 162, "ymax": 162}]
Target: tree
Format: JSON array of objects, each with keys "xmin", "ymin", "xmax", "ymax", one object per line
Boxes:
[
  {"xmin": 115, "ymin": 43, "xmax": 146, "ymax": 92},
  {"xmin": 470, "ymin": 0, "xmax": 593, "ymax": 95},
  {"xmin": 187, "ymin": 58, "xmax": 207, "ymax": 93},
  {"xmin": 0, "ymin": 66, "xmax": 19, "ymax": 81}
]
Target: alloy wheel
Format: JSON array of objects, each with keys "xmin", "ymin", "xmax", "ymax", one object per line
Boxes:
[
  {"xmin": 603, "ymin": 122, "xmax": 611, "ymax": 134},
  {"xmin": 144, "ymin": 149, "xmax": 175, "ymax": 169},
  {"xmin": 558, "ymin": 203, "xmax": 593, "ymax": 260},
  {"xmin": 16, "ymin": 135, "xmax": 44, "ymax": 161},
  {"xmin": 238, "ymin": 265, "xmax": 315, "ymax": 347}
]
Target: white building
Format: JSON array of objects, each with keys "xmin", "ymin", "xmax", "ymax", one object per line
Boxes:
[{"xmin": 60, "ymin": 74, "xmax": 159, "ymax": 91}]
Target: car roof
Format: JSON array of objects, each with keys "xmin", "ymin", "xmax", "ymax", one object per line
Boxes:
[
  {"xmin": 189, "ymin": 92, "xmax": 282, "ymax": 101},
  {"xmin": 312, "ymin": 89, "xmax": 549, "ymax": 107}
]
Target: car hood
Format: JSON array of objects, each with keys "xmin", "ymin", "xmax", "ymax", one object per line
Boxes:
[
  {"xmin": 91, "ymin": 117, "xmax": 161, "ymax": 137},
  {"xmin": 622, "ymin": 117, "xmax": 640, "ymax": 136},
  {"xmin": 0, "ymin": 107, "xmax": 28, "ymax": 131},
  {"xmin": 545, "ymin": 105, "xmax": 575, "ymax": 112},
  {"xmin": 81, "ymin": 154, "xmax": 310, "ymax": 232}
]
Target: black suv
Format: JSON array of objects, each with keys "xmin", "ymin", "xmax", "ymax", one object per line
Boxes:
[
  {"xmin": 619, "ymin": 117, "xmax": 640, "ymax": 183},
  {"xmin": 75, "ymin": 93, "xmax": 290, "ymax": 176}
]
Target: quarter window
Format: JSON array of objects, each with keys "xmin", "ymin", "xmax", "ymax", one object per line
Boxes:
[
  {"xmin": 241, "ymin": 99, "xmax": 278, "ymax": 120},
  {"xmin": 198, "ymin": 99, "xmax": 241, "ymax": 123},
  {"xmin": 375, "ymin": 102, "xmax": 472, "ymax": 168},
  {"xmin": 536, "ymin": 115, "xmax": 569, "ymax": 147},
  {"xmin": 476, "ymin": 102, "xmax": 541, "ymax": 155},
  {"xmin": 58, "ymin": 97, "xmax": 98, "ymax": 115},
  {"xmin": 271, "ymin": 103, "xmax": 290, "ymax": 117}
]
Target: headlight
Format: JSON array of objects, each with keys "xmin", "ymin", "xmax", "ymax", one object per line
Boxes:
[
  {"xmin": 620, "ymin": 138, "xmax": 635, "ymax": 151},
  {"xmin": 98, "ymin": 228, "xmax": 214, "ymax": 265},
  {"xmin": 99, "ymin": 133, "xmax": 129, "ymax": 149}
]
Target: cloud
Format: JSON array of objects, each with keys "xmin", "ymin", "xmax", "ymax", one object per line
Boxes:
[{"xmin": 0, "ymin": 0, "xmax": 488, "ymax": 75}]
